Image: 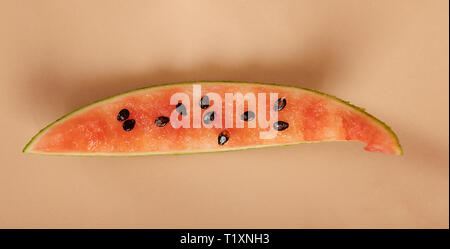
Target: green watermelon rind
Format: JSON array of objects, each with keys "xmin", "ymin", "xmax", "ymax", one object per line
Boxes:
[{"xmin": 23, "ymin": 81, "xmax": 403, "ymax": 156}]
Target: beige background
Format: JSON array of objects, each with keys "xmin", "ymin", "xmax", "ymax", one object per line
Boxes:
[{"xmin": 0, "ymin": 0, "xmax": 448, "ymax": 228}]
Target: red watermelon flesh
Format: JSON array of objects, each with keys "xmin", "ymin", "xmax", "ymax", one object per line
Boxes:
[{"xmin": 23, "ymin": 82, "xmax": 402, "ymax": 155}]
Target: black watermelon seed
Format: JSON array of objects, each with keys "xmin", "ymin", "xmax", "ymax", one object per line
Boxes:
[
  {"xmin": 154, "ymin": 116, "xmax": 170, "ymax": 127},
  {"xmin": 218, "ymin": 131, "xmax": 230, "ymax": 145},
  {"xmin": 176, "ymin": 103, "xmax": 187, "ymax": 116},
  {"xmin": 123, "ymin": 119, "xmax": 135, "ymax": 131},
  {"xmin": 273, "ymin": 97, "xmax": 287, "ymax": 111},
  {"xmin": 240, "ymin": 111, "xmax": 255, "ymax": 121},
  {"xmin": 117, "ymin": 109, "xmax": 130, "ymax": 121},
  {"xmin": 273, "ymin": 121, "xmax": 289, "ymax": 131},
  {"xmin": 203, "ymin": 111, "xmax": 215, "ymax": 124},
  {"xmin": 200, "ymin": 96, "xmax": 210, "ymax": 109}
]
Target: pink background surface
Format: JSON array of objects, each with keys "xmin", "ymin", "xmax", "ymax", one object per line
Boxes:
[{"xmin": 0, "ymin": 0, "xmax": 448, "ymax": 228}]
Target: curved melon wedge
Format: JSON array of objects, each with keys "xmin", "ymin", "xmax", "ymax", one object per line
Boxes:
[{"xmin": 23, "ymin": 82, "xmax": 402, "ymax": 156}]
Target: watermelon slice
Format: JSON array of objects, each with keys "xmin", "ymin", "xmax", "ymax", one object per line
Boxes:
[{"xmin": 23, "ymin": 82, "xmax": 402, "ymax": 156}]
